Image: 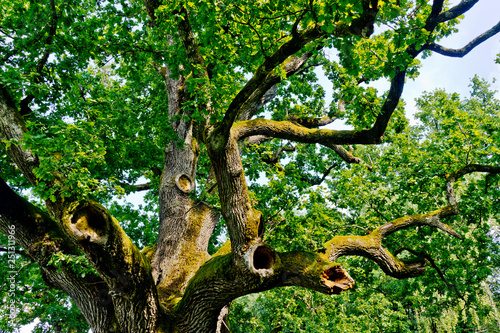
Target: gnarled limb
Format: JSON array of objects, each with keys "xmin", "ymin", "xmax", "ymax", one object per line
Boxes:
[
  {"xmin": 174, "ymin": 245, "xmax": 354, "ymax": 333},
  {"xmin": 233, "ymin": 70, "xmax": 407, "ymax": 146},
  {"xmin": 172, "ymin": 191, "xmax": 468, "ymax": 332},
  {"xmin": 234, "ymin": 117, "xmax": 379, "ymax": 145},
  {"xmin": 324, "ymin": 205, "xmax": 461, "ymax": 278},
  {"xmin": 0, "ymin": 179, "xmax": 120, "ymax": 332},
  {"xmin": 61, "ymin": 200, "xmax": 160, "ymax": 333},
  {"xmin": 423, "ymin": 20, "xmax": 500, "ymax": 58}
]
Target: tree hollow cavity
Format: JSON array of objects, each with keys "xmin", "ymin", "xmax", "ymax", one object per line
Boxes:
[
  {"xmin": 321, "ymin": 266, "xmax": 354, "ymax": 294},
  {"xmin": 71, "ymin": 204, "xmax": 106, "ymax": 234},
  {"xmin": 175, "ymin": 173, "xmax": 195, "ymax": 193},
  {"xmin": 252, "ymin": 245, "xmax": 275, "ymax": 270},
  {"xmin": 68, "ymin": 202, "xmax": 110, "ymax": 244}
]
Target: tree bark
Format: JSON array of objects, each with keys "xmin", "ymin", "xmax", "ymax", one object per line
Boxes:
[{"xmin": 1, "ymin": 0, "xmax": 500, "ymax": 332}]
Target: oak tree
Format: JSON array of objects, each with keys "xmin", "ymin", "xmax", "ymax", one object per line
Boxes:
[{"xmin": 1, "ymin": 0, "xmax": 500, "ymax": 332}]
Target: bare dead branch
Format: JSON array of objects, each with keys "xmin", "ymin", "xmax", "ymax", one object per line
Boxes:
[
  {"xmin": 324, "ymin": 143, "xmax": 373, "ymax": 170},
  {"xmin": 261, "ymin": 144, "xmax": 295, "ymax": 165},
  {"xmin": 445, "ymin": 164, "xmax": 500, "ymax": 208},
  {"xmin": 423, "ymin": 20, "xmax": 500, "ymax": 58},
  {"xmin": 118, "ymin": 181, "xmax": 152, "ymax": 192},
  {"xmin": 437, "ymin": 0, "xmax": 480, "ymax": 23}
]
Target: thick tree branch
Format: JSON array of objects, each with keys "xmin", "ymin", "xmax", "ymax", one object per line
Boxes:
[
  {"xmin": 424, "ymin": 0, "xmax": 445, "ymax": 31},
  {"xmin": 233, "ymin": 69, "xmax": 407, "ymax": 146},
  {"xmin": 322, "ymin": 165, "xmax": 500, "ymax": 280},
  {"xmin": 234, "ymin": 118, "xmax": 378, "ymax": 145},
  {"xmin": 0, "ymin": 178, "xmax": 120, "ymax": 331},
  {"xmin": 174, "ymin": 247, "xmax": 354, "ymax": 333},
  {"xmin": 319, "ymin": 164, "xmax": 499, "ymax": 281},
  {"xmin": 176, "ymin": 6, "xmax": 208, "ymax": 77},
  {"xmin": 218, "ymin": 26, "xmax": 324, "ymax": 138},
  {"xmin": 0, "ymin": 84, "xmax": 68, "ymax": 221},
  {"xmin": 324, "ymin": 205, "xmax": 460, "ymax": 279},
  {"xmin": 161, "ymin": 166, "xmax": 498, "ymax": 332},
  {"xmin": 217, "ymin": 1, "xmax": 379, "ymax": 143},
  {"xmin": 423, "ymin": 20, "xmax": 500, "ymax": 58},
  {"xmin": 61, "ymin": 200, "xmax": 160, "ymax": 332}
]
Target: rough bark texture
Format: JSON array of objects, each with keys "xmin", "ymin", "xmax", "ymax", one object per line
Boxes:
[{"xmin": 1, "ymin": 0, "xmax": 500, "ymax": 332}]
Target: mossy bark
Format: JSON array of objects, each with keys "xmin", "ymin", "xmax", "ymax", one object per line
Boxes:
[{"xmin": 2, "ymin": 1, "xmax": 497, "ymax": 332}]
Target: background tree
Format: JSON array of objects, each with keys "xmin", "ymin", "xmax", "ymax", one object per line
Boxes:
[{"xmin": 0, "ymin": 0, "xmax": 499, "ymax": 332}]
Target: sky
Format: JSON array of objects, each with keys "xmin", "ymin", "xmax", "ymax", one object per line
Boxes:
[
  {"xmin": 321, "ymin": 0, "xmax": 500, "ymax": 130},
  {"xmin": 17, "ymin": 1, "xmax": 500, "ymax": 332}
]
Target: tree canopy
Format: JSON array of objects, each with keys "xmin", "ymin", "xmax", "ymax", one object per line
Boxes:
[{"xmin": 1, "ymin": 0, "xmax": 500, "ymax": 332}]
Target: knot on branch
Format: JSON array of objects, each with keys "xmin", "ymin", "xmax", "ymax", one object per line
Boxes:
[{"xmin": 64, "ymin": 201, "xmax": 111, "ymax": 245}]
